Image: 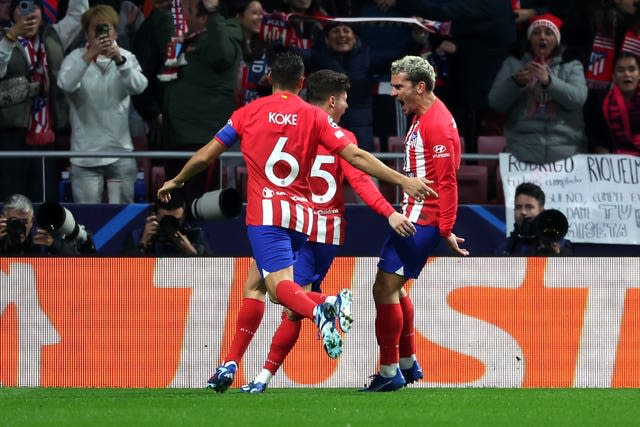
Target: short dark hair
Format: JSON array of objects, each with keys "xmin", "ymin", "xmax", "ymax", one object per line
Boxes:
[
  {"xmin": 515, "ymin": 182, "xmax": 545, "ymax": 207},
  {"xmin": 269, "ymin": 50, "xmax": 305, "ymax": 91},
  {"xmin": 154, "ymin": 188, "xmax": 187, "ymax": 212},
  {"xmin": 305, "ymin": 70, "xmax": 350, "ymax": 105}
]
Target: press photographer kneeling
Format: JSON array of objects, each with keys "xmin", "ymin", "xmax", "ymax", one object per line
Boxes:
[
  {"xmin": 0, "ymin": 194, "xmax": 96, "ymax": 255},
  {"xmin": 495, "ymin": 182, "xmax": 573, "ymax": 256}
]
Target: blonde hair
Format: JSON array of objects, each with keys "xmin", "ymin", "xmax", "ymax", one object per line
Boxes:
[
  {"xmin": 390, "ymin": 55, "xmax": 436, "ymax": 91},
  {"xmin": 81, "ymin": 4, "xmax": 119, "ymax": 33}
]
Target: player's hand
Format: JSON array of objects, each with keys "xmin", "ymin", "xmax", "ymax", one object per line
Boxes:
[
  {"xmin": 32, "ymin": 228, "xmax": 54, "ymax": 247},
  {"xmin": 388, "ymin": 212, "xmax": 416, "ymax": 237},
  {"xmin": 445, "ymin": 232, "xmax": 469, "ymax": 256},
  {"xmin": 157, "ymin": 179, "xmax": 183, "ymax": 202},
  {"xmin": 402, "ymin": 176, "xmax": 438, "ymax": 202}
]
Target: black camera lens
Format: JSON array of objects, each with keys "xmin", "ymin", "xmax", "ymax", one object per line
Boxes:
[
  {"xmin": 6, "ymin": 217, "xmax": 27, "ymax": 237},
  {"xmin": 157, "ymin": 215, "xmax": 181, "ymax": 241}
]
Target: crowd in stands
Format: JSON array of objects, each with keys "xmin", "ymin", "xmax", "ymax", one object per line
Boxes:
[{"xmin": 0, "ymin": 0, "xmax": 639, "ymax": 207}]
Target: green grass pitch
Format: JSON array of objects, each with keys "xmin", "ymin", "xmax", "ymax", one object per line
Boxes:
[{"xmin": 2, "ymin": 387, "xmax": 640, "ymax": 426}]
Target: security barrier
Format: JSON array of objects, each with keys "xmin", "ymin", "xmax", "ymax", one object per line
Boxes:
[{"xmin": 1, "ymin": 257, "xmax": 638, "ymax": 388}]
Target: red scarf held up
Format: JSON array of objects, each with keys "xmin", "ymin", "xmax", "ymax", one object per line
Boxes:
[{"xmin": 18, "ymin": 35, "xmax": 54, "ymax": 146}]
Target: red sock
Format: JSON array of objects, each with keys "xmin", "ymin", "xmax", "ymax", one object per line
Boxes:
[
  {"xmin": 274, "ymin": 280, "xmax": 316, "ymax": 319},
  {"xmin": 263, "ymin": 312, "xmax": 302, "ymax": 374},
  {"xmin": 375, "ymin": 303, "xmax": 403, "ymax": 365},
  {"xmin": 306, "ymin": 291, "xmax": 327, "ymax": 304},
  {"xmin": 399, "ymin": 294, "xmax": 416, "ymax": 358},
  {"xmin": 225, "ymin": 298, "xmax": 264, "ymax": 363}
]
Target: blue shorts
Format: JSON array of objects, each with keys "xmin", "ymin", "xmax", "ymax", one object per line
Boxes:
[
  {"xmin": 294, "ymin": 241, "xmax": 340, "ymax": 292},
  {"xmin": 378, "ymin": 224, "xmax": 440, "ymax": 279},
  {"xmin": 247, "ymin": 225, "xmax": 309, "ymax": 278}
]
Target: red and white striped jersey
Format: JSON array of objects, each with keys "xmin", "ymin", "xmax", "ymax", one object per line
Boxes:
[
  {"xmin": 400, "ymin": 98, "xmax": 460, "ymax": 237},
  {"xmin": 214, "ymin": 92, "xmax": 352, "ymax": 233},
  {"xmin": 308, "ymin": 129, "xmax": 396, "ymax": 245}
]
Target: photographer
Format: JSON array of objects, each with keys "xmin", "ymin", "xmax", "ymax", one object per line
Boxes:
[
  {"xmin": 0, "ymin": 193, "xmax": 95, "ymax": 255},
  {"xmin": 495, "ymin": 182, "xmax": 573, "ymax": 256},
  {"xmin": 123, "ymin": 188, "xmax": 212, "ymax": 256}
]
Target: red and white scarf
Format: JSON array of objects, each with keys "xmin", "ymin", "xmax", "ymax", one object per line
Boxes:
[
  {"xmin": 621, "ymin": 30, "xmax": 640, "ymax": 56},
  {"xmin": 18, "ymin": 35, "xmax": 54, "ymax": 145},
  {"xmin": 585, "ymin": 33, "xmax": 616, "ymax": 90},
  {"xmin": 171, "ymin": 0, "xmax": 188, "ymax": 37}
]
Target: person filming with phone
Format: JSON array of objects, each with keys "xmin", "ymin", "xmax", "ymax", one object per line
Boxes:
[
  {"xmin": 57, "ymin": 4, "xmax": 147, "ymax": 204},
  {"xmin": 0, "ymin": 0, "xmax": 88, "ymax": 203}
]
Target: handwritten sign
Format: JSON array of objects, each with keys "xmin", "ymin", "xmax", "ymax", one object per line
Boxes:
[{"xmin": 499, "ymin": 153, "xmax": 640, "ymax": 244}]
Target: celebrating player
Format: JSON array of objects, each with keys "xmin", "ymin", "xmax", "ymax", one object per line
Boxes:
[
  {"xmin": 212, "ymin": 69, "xmax": 418, "ymax": 394},
  {"xmin": 156, "ymin": 50, "xmax": 435, "ymax": 390},
  {"xmin": 360, "ymin": 55, "xmax": 469, "ymax": 392}
]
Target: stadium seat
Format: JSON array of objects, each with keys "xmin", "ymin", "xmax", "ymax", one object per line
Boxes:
[
  {"xmin": 477, "ymin": 135, "xmax": 506, "ymax": 204},
  {"xmin": 387, "ymin": 135, "xmax": 405, "ymax": 153},
  {"xmin": 457, "ymin": 164, "xmax": 488, "ymax": 204},
  {"xmin": 235, "ymin": 165, "xmax": 248, "ymax": 201},
  {"xmin": 477, "ymin": 135, "xmax": 506, "ymax": 168}
]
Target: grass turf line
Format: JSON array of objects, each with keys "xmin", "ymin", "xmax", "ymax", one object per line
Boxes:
[{"xmin": 1, "ymin": 387, "xmax": 640, "ymax": 427}]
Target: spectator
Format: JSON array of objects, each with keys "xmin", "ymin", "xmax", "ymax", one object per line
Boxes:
[
  {"xmin": 394, "ymin": 0, "xmax": 517, "ymax": 153},
  {"xmin": 260, "ymin": 0, "xmax": 327, "ymax": 50},
  {"xmin": 494, "ymin": 181, "xmax": 573, "ymax": 255},
  {"xmin": 0, "ymin": 0, "xmax": 88, "ymax": 203},
  {"xmin": 122, "ymin": 188, "xmax": 212, "ymax": 255},
  {"xmin": 57, "ymin": 4, "xmax": 148, "ymax": 203},
  {"xmin": 309, "ymin": 22, "xmax": 376, "ymax": 151},
  {"xmin": 161, "ymin": 0, "xmax": 243, "ymax": 201},
  {"xmin": 601, "ymin": 52, "xmax": 640, "ymax": 156},
  {"xmin": 488, "ymin": 13, "xmax": 588, "ymax": 164},
  {"xmin": 130, "ymin": 0, "xmax": 172, "ymax": 150},
  {"xmin": 0, "ymin": 193, "xmax": 96, "ymax": 255},
  {"xmin": 234, "ymin": 0, "xmax": 269, "ymax": 106}
]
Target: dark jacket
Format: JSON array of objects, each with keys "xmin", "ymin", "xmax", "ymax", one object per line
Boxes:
[
  {"xmin": 122, "ymin": 224, "xmax": 213, "ymax": 256},
  {"xmin": 163, "ymin": 14, "xmax": 243, "ymax": 147}
]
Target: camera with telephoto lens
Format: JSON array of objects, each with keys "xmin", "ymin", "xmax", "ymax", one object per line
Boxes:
[
  {"xmin": 190, "ymin": 188, "xmax": 242, "ymax": 221},
  {"xmin": 157, "ymin": 215, "xmax": 182, "ymax": 242},
  {"xmin": 6, "ymin": 217, "xmax": 27, "ymax": 239},
  {"xmin": 36, "ymin": 201, "xmax": 89, "ymax": 244},
  {"xmin": 512, "ymin": 209, "xmax": 568, "ymax": 245},
  {"xmin": 534, "ymin": 209, "xmax": 569, "ymax": 246}
]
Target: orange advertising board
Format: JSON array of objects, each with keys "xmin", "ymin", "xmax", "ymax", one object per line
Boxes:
[{"xmin": 1, "ymin": 257, "xmax": 639, "ymax": 388}]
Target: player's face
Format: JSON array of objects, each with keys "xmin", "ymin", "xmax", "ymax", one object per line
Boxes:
[
  {"xmin": 390, "ymin": 72, "xmax": 419, "ymax": 115},
  {"xmin": 613, "ymin": 56, "xmax": 640, "ymax": 96},
  {"xmin": 514, "ymin": 194, "xmax": 543, "ymax": 225},
  {"xmin": 239, "ymin": 1, "xmax": 264, "ymax": 35},
  {"xmin": 331, "ymin": 91, "xmax": 348, "ymax": 123}
]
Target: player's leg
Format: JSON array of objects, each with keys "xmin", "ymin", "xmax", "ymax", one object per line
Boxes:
[
  {"xmin": 361, "ymin": 225, "xmax": 439, "ymax": 392},
  {"xmin": 249, "ymin": 226, "xmax": 342, "ymax": 360},
  {"xmin": 398, "ymin": 287, "xmax": 423, "ymax": 384},
  {"xmin": 207, "ymin": 260, "xmax": 266, "ymax": 392}
]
